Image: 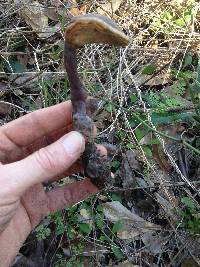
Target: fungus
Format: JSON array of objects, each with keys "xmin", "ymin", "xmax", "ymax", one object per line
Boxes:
[{"xmin": 64, "ymin": 14, "xmax": 129, "ymax": 188}]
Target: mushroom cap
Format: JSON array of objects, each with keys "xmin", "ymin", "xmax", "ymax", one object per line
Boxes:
[{"xmin": 65, "ymin": 14, "xmax": 129, "ymax": 48}]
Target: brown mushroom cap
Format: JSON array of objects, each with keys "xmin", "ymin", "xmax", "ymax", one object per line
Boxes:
[{"xmin": 65, "ymin": 14, "xmax": 129, "ymax": 48}]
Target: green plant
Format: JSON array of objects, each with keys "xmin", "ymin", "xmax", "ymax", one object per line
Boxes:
[
  {"xmin": 151, "ymin": 0, "xmax": 196, "ymax": 33},
  {"xmin": 35, "ymin": 224, "xmax": 51, "ymax": 240},
  {"xmin": 187, "ymin": 59, "xmax": 200, "ymax": 116},
  {"xmin": 35, "ymin": 195, "xmax": 126, "ymax": 265},
  {"xmin": 177, "ymin": 197, "xmax": 200, "ymax": 234},
  {"xmin": 39, "ymin": 78, "xmax": 70, "ymax": 107}
]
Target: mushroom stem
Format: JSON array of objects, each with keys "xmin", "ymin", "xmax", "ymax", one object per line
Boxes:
[
  {"xmin": 64, "ymin": 42, "xmax": 87, "ymax": 116},
  {"xmin": 64, "ymin": 14, "xmax": 129, "ymax": 188}
]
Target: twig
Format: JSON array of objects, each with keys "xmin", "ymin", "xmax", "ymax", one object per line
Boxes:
[
  {"xmin": 110, "ymin": 180, "xmax": 200, "ymax": 192},
  {"xmin": 0, "ymin": 101, "xmax": 29, "ymax": 113}
]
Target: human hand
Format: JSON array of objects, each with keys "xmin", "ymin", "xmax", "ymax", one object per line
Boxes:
[{"xmin": 0, "ymin": 101, "xmax": 104, "ymax": 267}]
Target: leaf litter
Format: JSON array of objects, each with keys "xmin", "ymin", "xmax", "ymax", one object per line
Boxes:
[{"xmin": 1, "ymin": 0, "xmax": 200, "ymax": 266}]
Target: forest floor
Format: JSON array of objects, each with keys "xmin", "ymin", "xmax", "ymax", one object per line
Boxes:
[{"xmin": 1, "ymin": 0, "xmax": 200, "ymax": 266}]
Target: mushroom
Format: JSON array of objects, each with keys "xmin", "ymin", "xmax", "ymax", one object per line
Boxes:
[{"xmin": 64, "ymin": 14, "xmax": 129, "ymax": 188}]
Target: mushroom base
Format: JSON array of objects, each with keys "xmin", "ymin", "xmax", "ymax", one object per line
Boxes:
[{"xmin": 82, "ymin": 142, "xmax": 112, "ymax": 189}]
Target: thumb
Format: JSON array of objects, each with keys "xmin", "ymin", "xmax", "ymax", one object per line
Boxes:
[{"xmin": 0, "ymin": 131, "xmax": 85, "ymax": 198}]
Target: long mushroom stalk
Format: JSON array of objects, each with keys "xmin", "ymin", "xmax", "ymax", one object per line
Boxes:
[
  {"xmin": 64, "ymin": 14, "xmax": 129, "ymax": 188},
  {"xmin": 64, "ymin": 41, "xmax": 93, "ymax": 140},
  {"xmin": 64, "ymin": 42, "xmax": 87, "ymax": 114}
]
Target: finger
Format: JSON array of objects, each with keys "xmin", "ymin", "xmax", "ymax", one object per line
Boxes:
[
  {"xmin": 46, "ymin": 178, "xmax": 99, "ymax": 213},
  {"xmin": 1, "ymin": 101, "xmax": 72, "ymax": 148},
  {"xmin": 25, "ymin": 124, "xmax": 97, "ymax": 155},
  {"xmin": 0, "ymin": 131, "xmax": 85, "ymax": 198},
  {"xmin": 24, "ymin": 125, "xmax": 73, "ymax": 155}
]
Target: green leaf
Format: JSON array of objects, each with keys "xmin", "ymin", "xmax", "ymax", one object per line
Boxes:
[
  {"xmin": 105, "ymin": 103, "xmax": 113, "ymax": 113},
  {"xmin": 79, "ymin": 223, "xmax": 92, "ymax": 234},
  {"xmin": 142, "ymin": 65, "xmax": 156, "ymax": 75},
  {"xmin": 111, "ymin": 246, "xmax": 124, "ymax": 260},
  {"xmin": 183, "ymin": 53, "xmax": 192, "ymax": 69},
  {"xmin": 67, "ymin": 225, "xmax": 76, "ymax": 239},
  {"xmin": 181, "ymin": 197, "xmax": 197, "ymax": 211},
  {"xmin": 95, "ymin": 214, "xmax": 104, "ymax": 229},
  {"xmin": 112, "ymin": 221, "xmax": 123, "ymax": 233},
  {"xmin": 135, "ymin": 128, "xmax": 145, "ymax": 141},
  {"xmin": 142, "ymin": 146, "xmax": 152, "ymax": 157},
  {"xmin": 35, "ymin": 225, "xmax": 51, "ymax": 240},
  {"xmin": 197, "ymin": 60, "xmax": 200, "ymax": 86},
  {"xmin": 151, "ymin": 111, "xmax": 195, "ymax": 125},
  {"xmin": 112, "ymin": 160, "xmax": 121, "ymax": 169},
  {"xmin": 99, "ymin": 235, "xmax": 110, "ymax": 242},
  {"xmin": 126, "ymin": 142, "xmax": 135, "ymax": 149},
  {"xmin": 175, "ymin": 18, "xmax": 185, "ymax": 27},
  {"xmin": 96, "ymin": 204, "xmax": 103, "ymax": 212},
  {"xmin": 193, "ymin": 115, "xmax": 200, "ymax": 124},
  {"xmin": 148, "ymin": 138, "xmax": 160, "ymax": 145},
  {"xmin": 130, "ymin": 94, "xmax": 137, "ymax": 104},
  {"xmin": 162, "ymin": 11, "xmax": 173, "ymax": 21},
  {"xmin": 109, "ymin": 193, "xmax": 122, "ymax": 202},
  {"xmin": 184, "ymin": 14, "xmax": 192, "ymax": 23}
]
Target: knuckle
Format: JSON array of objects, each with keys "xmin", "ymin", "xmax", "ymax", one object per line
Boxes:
[{"xmin": 34, "ymin": 147, "xmax": 56, "ymax": 173}]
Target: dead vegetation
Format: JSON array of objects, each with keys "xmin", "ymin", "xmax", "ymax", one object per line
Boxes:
[{"xmin": 1, "ymin": 0, "xmax": 200, "ymax": 266}]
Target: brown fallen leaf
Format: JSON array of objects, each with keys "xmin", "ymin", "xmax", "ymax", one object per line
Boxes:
[
  {"xmin": 103, "ymin": 201, "xmax": 161, "ymax": 241},
  {"xmin": 136, "ymin": 71, "xmax": 171, "ymax": 87},
  {"xmin": 43, "ymin": 7, "xmax": 59, "ymax": 21},
  {"xmin": 0, "ymin": 102, "xmax": 12, "ymax": 115},
  {"xmin": 155, "ymin": 192, "xmax": 178, "ymax": 221},
  {"xmin": 152, "ymin": 143, "xmax": 172, "ymax": 172},
  {"xmin": 117, "ymin": 150, "xmax": 140, "ymax": 189},
  {"xmin": 69, "ymin": 0, "xmax": 86, "ymax": 16},
  {"xmin": 97, "ymin": 0, "xmax": 122, "ymax": 15},
  {"xmin": 0, "ymin": 82, "xmax": 9, "ymax": 97},
  {"xmin": 141, "ymin": 231, "xmax": 168, "ymax": 255},
  {"xmin": 181, "ymin": 258, "xmax": 200, "ymax": 267},
  {"xmin": 19, "ymin": 0, "xmax": 59, "ymax": 38}
]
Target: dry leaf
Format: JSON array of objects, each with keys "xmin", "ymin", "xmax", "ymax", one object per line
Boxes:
[
  {"xmin": 50, "ymin": 0, "xmax": 62, "ymax": 8},
  {"xmin": 97, "ymin": 0, "xmax": 122, "ymax": 15},
  {"xmin": 0, "ymin": 82, "xmax": 9, "ymax": 97},
  {"xmin": 103, "ymin": 201, "xmax": 161, "ymax": 240},
  {"xmin": 65, "ymin": 0, "xmax": 86, "ymax": 17},
  {"xmin": 79, "ymin": 208, "xmax": 93, "ymax": 226},
  {"xmin": 43, "ymin": 7, "xmax": 59, "ymax": 21},
  {"xmin": 152, "ymin": 143, "xmax": 172, "ymax": 172},
  {"xmin": 181, "ymin": 258, "xmax": 200, "ymax": 267},
  {"xmin": 19, "ymin": 1, "xmax": 59, "ymax": 38},
  {"xmin": 117, "ymin": 150, "xmax": 140, "ymax": 189},
  {"xmin": 0, "ymin": 102, "xmax": 11, "ymax": 115},
  {"xmin": 136, "ymin": 72, "xmax": 171, "ymax": 87},
  {"xmin": 141, "ymin": 231, "xmax": 168, "ymax": 255},
  {"xmin": 155, "ymin": 193, "xmax": 178, "ymax": 220},
  {"xmin": 117, "ymin": 228, "xmax": 143, "ymax": 240}
]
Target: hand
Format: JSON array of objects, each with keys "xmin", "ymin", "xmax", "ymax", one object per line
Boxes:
[{"xmin": 0, "ymin": 101, "xmax": 104, "ymax": 267}]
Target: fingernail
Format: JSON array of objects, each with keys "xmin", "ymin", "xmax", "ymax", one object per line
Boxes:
[{"xmin": 62, "ymin": 131, "xmax": 85, "ymax": 156}]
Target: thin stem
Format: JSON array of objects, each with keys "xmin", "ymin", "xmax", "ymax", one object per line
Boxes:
[{"xmin": 64, "ymin": 42, "xmax": 87, "ymax": 115}]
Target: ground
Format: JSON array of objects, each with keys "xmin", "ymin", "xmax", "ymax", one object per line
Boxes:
[{"xmin": 1, "ymin": 0, "xmax": 200, "ymax": 266}]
